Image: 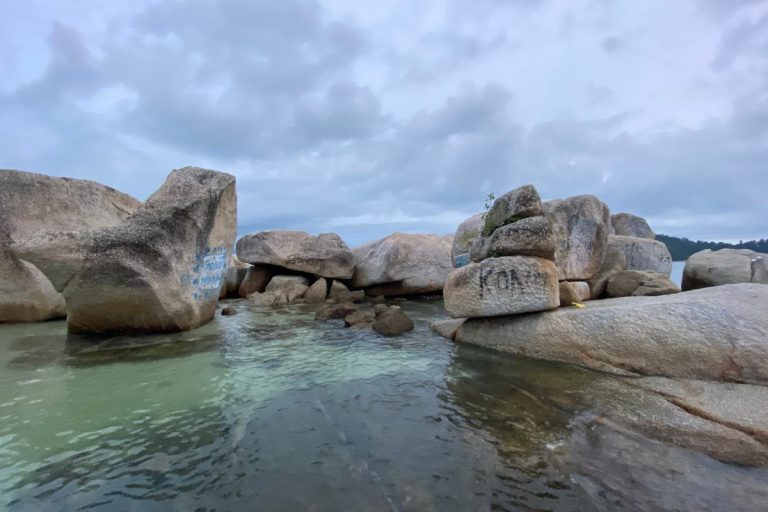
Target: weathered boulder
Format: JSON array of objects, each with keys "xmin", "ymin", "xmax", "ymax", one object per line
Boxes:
[
  {"xmin": 327, "ymin": 280, "xmax": 364, "ymax": 302},
  {"xmin": 610, "ymin": 212, "xmax": 655, "ymax": 239},
  {"xmin": 236, "ymin": 231, "xmax": 355, "ymax": 279},
  {"xmin": 0, "ymin": 169, "xmax": 140, "ymax": 243},
  {"xmin": 12, "ymin": 230, "xmax": 96, "ymax": 292},
  {"xmin": 0, "ymin": 238, "xmax": 66, "ymax": 323},
  {"xmin": 543, "ymin": 195, "xmax": 611, "ymax": 280},
  {"xmin": 264, "ymin": 275, "xmax": 309, "ymax": 303},
  {"xmin": 682, "ymin": 248, "xmax": 768, "ymax": 291},
  {"xmin": 608, "ymin": 235, "xmax": 672, "ymax": 275},
  {"xmin": 588, "ymin": 244, "xmax": 627, "ymax": 299},
  {"xmin": 451, "ymin": 213, "xmax": 483, "ymax": 268},
  {"xmin": 443, "ymin": 256, "xmax": 560, "ymax": 318},
  {"xmin": 344, "ymin": 310, "xmax": 374, "ymax": 329},
  {"xmin": 352, "ymin": 233, "xmax": 452, "ymax": 296},
  {"xmin": 248, "ymin": 289, "xmax": 288, "ymax": 306},
  {"xmin": 607, "ymin": 270, "xmax": 680, "ymax": 298},
  {"xmin": 429, "ymin": 318, "xmax": 466, "ymax": 340},
  {"xmin": 482, "ymin": 185, "xmax": 543, "ymax": 237},
  {"xmin": 372, "ymin": 304, "xmax": 414, "ymax": 336},
  {"xmin": 469, "ymin": 216, "xmax": 556, "ymax": 262},
  {"xmin": 304, "ymin": 278, "xmax": 328, "ymax": 302},
  {"xmin": 453, "ymin": 284, "xmax": 768, "ymax": 384},
  {"xmin": 223, "ymin": 255, "xmax": 251, "ymax": 298},
  {"xmin": 559, "ymin": 281, "xmax": 590, "ymax": 306},
  {"xmin": 64, "ymin": 167, "xmax": 236, "ymax": 335},
  {"xmin": 238, "ymin": 265, "xmax": 273, "ymax": 297},
  {"xmin": 753, "ymin": 256, "xmax": 768, "ymax": 282}
]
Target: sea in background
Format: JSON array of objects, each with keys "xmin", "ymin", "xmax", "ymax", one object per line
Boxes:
[{"xmin": 671, "ymin": 261, "xmax": 685, "ymax": 286}]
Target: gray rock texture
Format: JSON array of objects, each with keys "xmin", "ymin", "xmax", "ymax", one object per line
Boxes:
[
  {"xmin": 454, "ymin": 284, "xmax": 768, "ymax": 384},
  {"xmin": 482, "ymin": 185, "xmax": 543, "ymax": 237},
  {"xmin": 451, "ymin": 213, "xmax": 483, "ymax": 268},
  {"xmin": 264, "ymin": 275, "xmax": 309, "ymax": 303},
  {"xmin": 64, "ymin": 167, "xmax": 236, "ymax": 335},
  {"xmin": 236, "ymin": 231, "xmax": 355, "ymax": 279},
  {"xmin": 222, "ymin": 255, "xmax": 251, "ymax": 298},
  {"xmin": 304, "ymin": 278, "xmax": 328, "ymax": 302},
  {"xmin": 469, "ymin": 216, "xmax": 556, "ymax": 262},
  {"xmin": 372, "ymin": 305, "xmax": 414, "ymax": 336},
  {"xmin": 238, "ymin": 265, "xmax": 273, "ymax": 297},
  {"xmin": 544, "ymin": 195, "xmax": 611, "ymax": 280},
  {"xmin": 352, "ymin": 233, "xmax": 452, "ymax": 296},
  {"xmin": 559, "ymin": 281, "xmax": 590, "ymax": 306},
  {"xmin": 610, "ymin": 212, "xmax": 655, "ymax": 239},
  {"xmin": 444, "ymin": 256, "xmax": 560, "ymax": 318},
  {"xmin": 588, "ymin": 244, "xmax": 627, "ymax": 299},
  {"xmin": 608, "ymin": 235, "xmax": 672, "ymax": 275},
  {"xmin": 12, "ymin": 230, "xmax": 96, "ymax": 292},
  {"xmin": 683, "ymin": 248, "xmax": 768, "ymax": 291},
  {"xmin": 606, "ymin": 270, "xmax": 680, "ymax": 298}
]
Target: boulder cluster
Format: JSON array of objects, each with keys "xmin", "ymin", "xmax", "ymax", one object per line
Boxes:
[{"xmin": 445, "ymin": 184, "xmax": 678, "ymax": 320}]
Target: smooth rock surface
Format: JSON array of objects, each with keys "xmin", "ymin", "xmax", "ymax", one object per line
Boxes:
[
  {"xmin": 372, "ymin": 305, "xmax": 414, "ymax": 336},
  {"xmin": 608, "ymin": 235, "xmax": 672, "ymax": 275},
  {"xmin": 544, "ymin": 195, "xmax": 611, "ymax": 280},
  {"xmin": 223, "ymin": 255, "xmax": 251, "ymax": 298},
  {"xmin": 0, "ymin": 169, "xmax": 140, "ymax": 243},
  {"xmin": 482, "ymin": 185, "xmax": 543, "ymax": 237},
  {"xmin": 588, "ymin": 245, "xmax": 627, "ymax": 299},
  {"xmin": 238, "ymin": 265, "xmax": 273, "ymax": 297},
  {"xmin": 559, "ymin": 281, "xmax": 590, "ymax": 306},
  {"xmin": 314, "ymin": 302, "xmax": 359, "ymax": 321},
  {"xmin": 610, "ymin": 213, "xmax": 655, "ymax": 239},
  {"xmin": 469, "ymin": 216, "xmax": 555, "ymax": 262},
  {"xmin": 607, "ymin": 270, "xmax": 680, "ymax": 298},
  {"xmin": 455, "ymin": 284, "xmax": 768, "ymax": 384},
  {"xmin": 344, "ymin": 310, "xmax": 374, "ymax": 329},
  {"xmin": 352, "ymin": 233, "xmax": 452, "ymax": 296},
  {"xmin": 682, "ymin": 248, "xmax": 768, "ymax": 291},
  {"xmin": 304, "ymin": 278, "xmax": 328, "ymax": 302},
  {"xmin": 12, "ymin": 230, "xmax": 96, "ymax": 292},
  {"xmin": 236, "ymin": 231, "xmax": 355, "ymax": 279},
  {"xmin": 248, "ymin": 289, "xmax": 288, "ymax": 306},
  {"xmin": 451, "ymin": 213, "xmax": 483, "ymax": 268},
  {"xmin": 444, "ymin": 256, "xmax": 560, "ymax": 318},
  {"xmin": 65, "ymin": 167, "xmax": 236, "ymax": 335},
  {"xmin": 265, "ymin": 275, "xmax": 309, "ymax": 303},
  {"xmin": 429, "ymin": 318, "xmax": 466, "ymax": 340}
]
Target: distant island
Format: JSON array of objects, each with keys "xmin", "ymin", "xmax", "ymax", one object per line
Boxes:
[{"xmin": 657, "ymin": 234, "xmax": 768, "ymax": 261}]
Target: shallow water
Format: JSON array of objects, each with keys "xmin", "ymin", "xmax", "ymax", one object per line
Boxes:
[{"xmin": 0, "ymin": 299, "xmax": 762, "ymax": 511}]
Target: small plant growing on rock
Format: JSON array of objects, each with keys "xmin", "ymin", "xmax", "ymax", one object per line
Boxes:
[{"xmin": 481, "ymin": 192, "xmax": 496, "ymax": 219}]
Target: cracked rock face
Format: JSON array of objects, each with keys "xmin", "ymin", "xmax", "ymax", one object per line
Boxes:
[
  {"xmin": 65, "ymin": 167, "xmax": 237, "ymax": 336},
  {"xmin": 454, "ymin": 283, "xmax": 768, "ymax": 384}
]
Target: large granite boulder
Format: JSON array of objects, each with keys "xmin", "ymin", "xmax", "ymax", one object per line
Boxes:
[
  {"xmin": 453, "ymin": 284, "xmax": 768, "ymax": 384},
  {"xmin": 0, "ymin": 237, "xmax": 66, "ymax": 323},
  {"xmin": 264, "ymin": 275, "xmax": 309, "ymax": 303},
  {"xmin": 608, "ymin": 235, "xmax": 672, "ymax": 275},
  {"xmin": 610, "ymin": 212, "xmax": 655, "ymax": 239},
  {"xmin": 64, "ymin": 167, "xmax": 236, "ymax": 335},
  {"xmin": 352, "ymin": 233, "xmax": 453, "ymax": 296},
  {"xmin": 0, "ymin": 169, "xmax": 140, "ymax": 243},
  {"xmin": 469, "ymin": 216, "xmax": 556, "ymax": 262},
  {"xmin": 682, "ymin": 248, "xmax": 768, "ymax": 291},
  {"xmin": 304, "ymin": 278, "xmax": 328, "ymax": 302},
  {"xmin": 222, "ymin": 255, "xmax": 251, "ymax": 298},
  {"xmin": 543, "ymin": 195, "xmax": 611, "ymax": 280},
  {"xmin": 236, "ymin": 231, "xmax": 354, "ymax": 279},
  {"xmin": 12, "ymin": 230, "xmax": 96, "ymax": 292},
  {"xmin": 606, "ymin": 270, "xmax": 680, "ymax": 297},
  {"xmin": 588, "ymin": 244, "xmax": 627, "ymax": 299},
  {"xmin": 482, "ymin": 185, "xmax": 543, "ymax": 237},
  {"xmin": 238, "ymin": 265, "xmax": 273, "ymax": 297},
  {"xmin": 451, "ymin": 213, "xmax": 483, "ymax": 268},
  {"xmin": 444, "ymin": 256, "xmax": 560, "ymax": 318}
]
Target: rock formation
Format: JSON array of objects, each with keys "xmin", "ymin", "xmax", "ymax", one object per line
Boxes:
[
  {"xmin": 608, "ymin": 235, "xmax": 672, "ymax": 275},
  {"xmin": 606, "ymin": 270, "xmax": 680, "ymax": 297},
  {"xmin": 610, "ymin": 212, "xmax": 655, "ymax": 239},
  {"xmin": 64, "ymin": 167, "xmax": 236, "ymax": 335},
  {"xmin": 683, "ymin": 248, "xmax": 768, "ymax": 291},
  {"xmin": 451, "ymin": 213, "xmax": 483, "ymax": 268},
  {"xmin": 372, "ymin": 304, "xmax": 415, "ymax": 336}
]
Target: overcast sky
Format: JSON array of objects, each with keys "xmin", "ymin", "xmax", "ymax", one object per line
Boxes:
[{"xmin": 1, "ymin": 0, "xmax": 767, "ymax": 245}]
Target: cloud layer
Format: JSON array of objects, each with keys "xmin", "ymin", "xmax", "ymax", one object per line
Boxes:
[{"xmin": 1, "ymin": 0, "xmax": 767, "ymax": 245}]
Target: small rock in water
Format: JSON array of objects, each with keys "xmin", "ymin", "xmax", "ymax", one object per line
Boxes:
[
  {"xmin": 372, "ymin": 305, "xmax": 414, "ymax": 336},
  {"xmin": 221, "ymin": 306, "xmax": 237, "ymax": 316},
  {"xmin": 344, "ymin": 310, "xmax": 374, "ymax": 329},
  {"xmin": 315, "ymin": 302, "xmax": 359, "ymax": 321}
]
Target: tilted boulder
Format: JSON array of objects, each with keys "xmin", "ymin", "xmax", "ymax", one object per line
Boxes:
[
  {"xmin": 451, "ymin": 213, "xmax": 483, "ymax": 268},
  {"xmin": 482, "ymin": 185, "xmax": 543, "ymax": 237},
  {"xmin": 238, "ymin": 265, "xmax": 273, "ymax": 297},
  {"xmin": 606, "ymin": 270, "xmax": 680, "ymax": 298},
  {"xmin": 469, "ymin": 216, "xmax": 556, "ymax": 262},
  {"xmin": 610, "ymin": 213, "xmax": 655, "ymax": 239},
  {"xmin": 352, "ymin": 233, "xmax": 452, "ymax": 296},
  {"xmin": 236, "ymin": 231, "xmax": 355, "ymax": 279},
  {"xmin": 453, "ymin": 284, "xmax": 768, "ymax": 384},
  {"xmin": 0, "ymin": 236, "xmax": 66, "ymax": 323},
  {"xmin": 682, "ymin": 248, "xmax": 768, "ymax": 291},
  {"xmin": 544, "ymin": 195, "xmax": 611, "ymax": 280},
  {"xmin": 0, "ymin": 169, "xmax": 140, "ymax": 243},
  {"xmin": 608, "ymin": 235, "xmax": 672, "ymax": 275},
  {"xmin": 64, "ymin": 167, "xmax": 236, "ymax": 335},
  {"xmin": 304, "ymin": 278, "xmax": 328, "ymax": 302},
  {"xmin": 444, "ymin": 256, "xmax": 560, "ymax": 318}
]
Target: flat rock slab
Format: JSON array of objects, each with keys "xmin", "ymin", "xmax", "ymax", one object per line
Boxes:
[
  {"xmin": 454, "ymin": 284, "xmax": 768, "ymax": 384},
  {"xmin": 236, "ymin": 230, "xmax": 355, "ymax": 279},
  {"xmin": 444, "ymin": 256, "xmax": 560, "ymax": 318}
]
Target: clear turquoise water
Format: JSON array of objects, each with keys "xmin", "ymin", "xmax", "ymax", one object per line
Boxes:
[{"xmin": 0, "ymin": 300, "xmax": 601, "ymax": 511}]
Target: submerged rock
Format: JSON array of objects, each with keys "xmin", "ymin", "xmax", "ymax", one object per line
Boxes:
[
  {"xmin": 454, "ymin": 284, "xmax": 768, "ymax": 384},
  {"xmin": 683, "ymin": 248, "xmax": 768, "ymax": 291},
  {"xmin": 65, "ymin": 167, "xmax": 236, "ymax": 335},
  {"xmin": 372, "ymin": 304, "xmax": 414, "ymax": 336},
  {"xmin": 352, "ymin": 233, "xmax": 452, "ymax": 296},
  {"xmin": 315, "ymin": 302, "xmax": 359, "ymax": 321},
  {"xmin": 451, "ymin": 213, "xmax": 483, "ymax": 268},
  {"xmin": 544, "ymin": 195, "xmax": 611, "ymax": 280},
  {"xmin": 344, "ymin": 310, "xmax": 374, "ymax": 329},
  {"xmin": 610, "ymin": 212, "xmax": 655, "ymax": 239},
  {"xmin": 443, "ymin": 256, "xmax": 560, "ymax": 318},
  {"xmin": 236, "ymin": 230, "xmax": 355, "ymax": 279},
  {"xmin": 608, "ymin": 235, "xmax": 672, "ymax": 275}
]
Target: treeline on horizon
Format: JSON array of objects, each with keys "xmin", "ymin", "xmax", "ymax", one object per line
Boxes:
[{"xmin": 657, "ymin": 234, "xmax": 768, "ymax": 261}]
